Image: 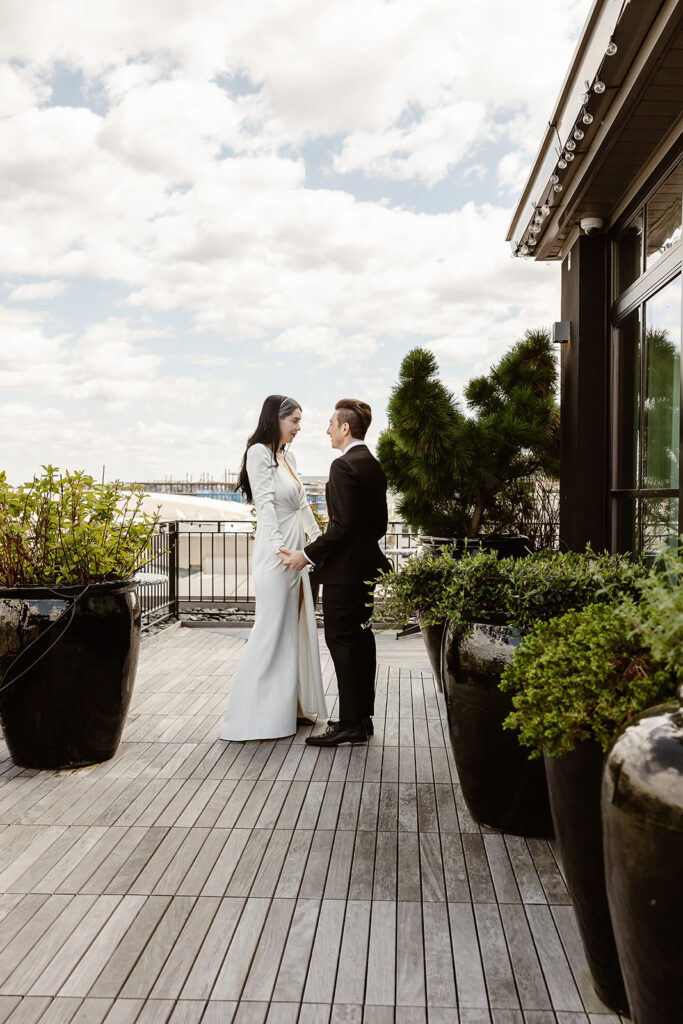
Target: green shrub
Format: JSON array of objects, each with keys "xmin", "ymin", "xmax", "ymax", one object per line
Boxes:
[
  {"xmin": 0, "ymin": 466, "xmax": 160, "ymax": 587},
  {"xmin": 504, "ymin": 548, "xmax": 646, "ymax": 634},
  {"xmin": 373, "ymin": 545, "xmax": 456, "ymax": 625},
  {"xmin": 499, "ymin": 601, "xmax": 676, "ymax": 757},
  {"xmin": 373, "ymin": 546, "xmax": 647, "ymax": 631}
]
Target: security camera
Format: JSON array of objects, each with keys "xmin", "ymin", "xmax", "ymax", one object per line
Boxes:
[{"xmin": 580, "ymin": 216, "xmax": 604, "ymax": 235}]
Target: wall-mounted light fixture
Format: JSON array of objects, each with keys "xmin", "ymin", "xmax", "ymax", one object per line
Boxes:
[{"xmin": 552, "ymin": 321, "xmax": 571, "ymax": 343}]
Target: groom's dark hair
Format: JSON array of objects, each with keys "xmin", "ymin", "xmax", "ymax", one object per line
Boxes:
[{"xmin": 335, "ymin": 399, "xmax": 372, "ymax": 440}]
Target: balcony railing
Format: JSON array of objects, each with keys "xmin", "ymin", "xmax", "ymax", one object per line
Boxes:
[
  {"xmin": 138, "ymin": 518, "xmax": 559, "ymax": 629},
  {"xmin": 139, "ymin": 520, "xmax": 420, "ymax": 629}
]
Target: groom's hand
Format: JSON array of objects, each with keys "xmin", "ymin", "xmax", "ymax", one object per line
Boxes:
[{"xmin": 279, "ymin": 548, "xmax": 309, "ymax": 571}]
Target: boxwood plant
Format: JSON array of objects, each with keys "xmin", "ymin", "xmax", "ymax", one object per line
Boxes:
[
  {"xmin": 373, "ymin": 545, "xmax": 647, "ymax": 634},
  {"xmin": 499, "ymin": 545, "xmax": 683, "ymax": 757}
]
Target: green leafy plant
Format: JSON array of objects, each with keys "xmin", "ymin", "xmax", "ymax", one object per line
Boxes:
[
  {"xmin": 0, "ymin": 466, "xmax": 160, "ymax": 586},
  {"xmin": 499, "ymin": 601, "xmax": 677, "ymax": 757},
  {"xmin": 374, "ymin": 546, "xmax": 647, "ymax": 631},
  {"xmin": 621, "ymin": 543, "xmax": 683, "ymax": 687},
  {"xmin": 373, "ymin": 545, "xmax": 457, "ymax": 625},
  {"xmin": 378, "ymin": 330, "xmax": 560, "ymax": 537}
]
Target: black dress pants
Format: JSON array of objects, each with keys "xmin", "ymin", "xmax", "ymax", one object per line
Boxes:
[{"xmin": 322, "ymin": 582, "xmax": 376, "ymax": 722}]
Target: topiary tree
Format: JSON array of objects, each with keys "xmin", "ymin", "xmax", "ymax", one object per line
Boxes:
[{"xmin": 378, "ymin": 328, "xmax": 560, "ymax": 536}]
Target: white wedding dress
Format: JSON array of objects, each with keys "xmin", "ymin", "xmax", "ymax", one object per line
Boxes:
[{"xmin": 220, "ymin": 444, "xmax": 328, "ymax": 740}]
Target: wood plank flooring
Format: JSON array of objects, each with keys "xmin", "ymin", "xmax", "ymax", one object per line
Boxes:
[{"xmin": 0, "ymin": 624, "xmax": 628, "ymax": 1024}]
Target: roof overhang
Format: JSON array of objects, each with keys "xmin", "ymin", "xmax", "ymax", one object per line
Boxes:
[{"xmin": 508, "ymin": 0, "xmax": 683, "ymax": 261}]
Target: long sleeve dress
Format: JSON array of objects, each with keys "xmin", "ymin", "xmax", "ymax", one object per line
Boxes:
[{"xmin": 220, "ymin": 443, "xmax": 328, "ymax": 740}]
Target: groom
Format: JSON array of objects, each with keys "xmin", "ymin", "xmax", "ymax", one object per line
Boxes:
[{"xmin": 279, "ymin": 399, "xmax": 391, "ymax": 745}]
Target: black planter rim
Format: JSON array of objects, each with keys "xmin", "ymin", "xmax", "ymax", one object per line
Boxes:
[{"xmin": 0, "ymin": 580, "xmax": 139, "ymax": 600}]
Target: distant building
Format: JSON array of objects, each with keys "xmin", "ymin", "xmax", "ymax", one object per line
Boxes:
[{"xmin": 301, "ymin": 476, "xmax": 328, "ymax": 516}]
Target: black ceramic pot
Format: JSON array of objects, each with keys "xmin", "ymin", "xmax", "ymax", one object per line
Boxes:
[
  {"xmin": 602, "ymin": 698, "xmax": 683, "ymax": 1024},
  {"xmin": 416, "ymin": 534, "xmax": 530, "ymax": 692},
  {"xmin": 544, "ymin": 742, "xmax": 629, "ymax": 1015},
  {"xmin": 441, "ymin": 619, "xmax": 553, "ymax": 837},
  {"xmin": 418, "ymin": 618, "xmax": 446, "ymax": 690},
  {"xmin": 0, "ymin": 581, "xmax": 141, "ymax": 770}
]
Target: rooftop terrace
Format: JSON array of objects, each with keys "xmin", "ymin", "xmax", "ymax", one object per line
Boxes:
[{"xmin": 0, "ymin": 625, "xmax": 628, "ymax": 1024}]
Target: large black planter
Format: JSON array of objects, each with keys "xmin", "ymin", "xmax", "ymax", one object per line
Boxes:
[
  {"xmin": 602, "ymin": 699, "xmax": 683, "ymax": 1024},
  {"xmin": 0, "ymin": 581, "xmax": 141, "ymax": 769},
  {"xmin": 441, "ymin": 619, "xmax": 553, "ymax": 837},
  {"xmin": 416, "ymin": 534, "xmax": 530, "ymax": 692},
  {"xmin": 419, "ymin": 618, "xmax": 446, "ymax": 690},
  {"xmin": 544, "ymin": 742, "xmax": 629, "ymax": 1015}
]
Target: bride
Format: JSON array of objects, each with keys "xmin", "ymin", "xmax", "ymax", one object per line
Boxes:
[{"xmin": 220, "ymin": 395, "xmax": 328, "ymax": 741}]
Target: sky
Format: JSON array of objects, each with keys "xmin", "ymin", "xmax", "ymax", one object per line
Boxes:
[{"xmin": 0, "ymin": 0, "xmax": 593, "ymax": 484}]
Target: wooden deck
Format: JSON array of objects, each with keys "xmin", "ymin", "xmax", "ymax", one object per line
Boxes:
[{"xmin": 0, "ymin": 625, "xmax": 628, "ymax": 1024}]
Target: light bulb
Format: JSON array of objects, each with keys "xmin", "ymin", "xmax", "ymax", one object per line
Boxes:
[
  {"xmin": 579, "ymin": 91, "xmax": 590, "ymax": 104},
  {"xmin": 527, "ymin": 237, "xmax": 537, "ymax": 246},
  {"xmin": 520, "ymin": 244, "xmax": 529, "ymax": 255},
  {"xmin": 558, "ymin": 158, "xmax": 567, "ymax": 169},
  {"xmin": 573, "ymin": 128, "xmax": 584, "ymax": 141},
  {"xmin": 541, "ymin": 204, "xmax": 550, "ymax": 217},
  {"xmin": 583, "ymin": 111, "xmax": 594, "ymax": 125},
  {"xmin": 553, "ymin": 183, "xmax": 563, "ymax": 193},
  {"xmin": 606, "ymin": 41, "xmax": 617, "ymax": 56},
  {"xmin": 566, "ymin": 139, "xmax": 576, "ymax": 151},
  {"xmin": 594, "ymin": 80, "xmax": 605, "ymax": 94},
  {"xmin": 550, "ymin": 174, "xmax": 559, "ymax": 185},
  {"xmin": 565, "ymin": 151, "xmax": 575, "ymax": 162}
]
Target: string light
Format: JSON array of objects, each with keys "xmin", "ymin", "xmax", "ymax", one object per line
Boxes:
[
  {"xmin": 606, "ymin": 41, "xmax": 617, "ymax": 56},
  {"xmin": 515, "ymin": 57, "xmax": 609, "ymax": 260}
]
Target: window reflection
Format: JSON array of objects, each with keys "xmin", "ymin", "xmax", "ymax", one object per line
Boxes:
[
  {"xmin": 614, "ymin": 308, "xmax": 641, "ymax": 489},
  {"xmin": 641, "ymin": 496, "xmax": 680, "ymax": 558},
  {"xmin": 646, "ymin": 163, "xmax": 683, "ymax": 270},
  {"xmin": 643, "ymin": 275, "xmax": 681, "ymax": 491},
  {"xmin": 614, "ymin": 214, "xmax": 643, "ymax": 297}
]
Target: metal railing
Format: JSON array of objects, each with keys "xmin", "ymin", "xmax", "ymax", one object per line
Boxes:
[
  {"xmin": 139, "ymin": 520, "xmax": 420, "ymax": 628},
  {"xmin": 138, "ymin": 519, "xmax": 560, "ymax": 629}
]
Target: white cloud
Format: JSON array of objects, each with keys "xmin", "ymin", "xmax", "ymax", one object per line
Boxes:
[
  {"xmin": 268, "ymin": 326, "xmax": 380, "ymax": 366},
  {"xmin": 8, "ymin": 279, "xmax": 68, "ymax": 301},
  {"xmin": 0, "ymin": 0, "xmax": 593, "ymax": 481}
]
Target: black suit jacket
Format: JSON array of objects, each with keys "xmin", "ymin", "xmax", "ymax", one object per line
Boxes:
[{"xmin": 305, "ymin": 444, "xmax": 392, "ymax": 586}]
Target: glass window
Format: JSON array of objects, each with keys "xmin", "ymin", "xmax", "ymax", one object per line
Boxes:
[
  {"xmin": 614, "ymin": 495, "xmax": 680, "ymax": 559},
  {"xmin": 641, "ymin": 495, "xmax": 680, "ymax": 557},
  {"xmin": 646, "ymin": 163, "xmax": 683, "ymax": 271},
  {"xmin": 643, "ymin": 275, "xmax": 681, "ymax": 490},
  {"xmin": 614, "ymin": 213, "xmax": 643, "ymax": 297},
  {"xmin": 614, "ymin": 308, "xmax": 641, "ymax": 489}
]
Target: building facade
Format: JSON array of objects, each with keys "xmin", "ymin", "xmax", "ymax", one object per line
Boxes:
[{"xmin": 509, "ymin": 0, "xmax": 682, "ymax": 557}]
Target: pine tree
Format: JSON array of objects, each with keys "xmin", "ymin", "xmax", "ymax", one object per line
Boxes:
[{"xmin": 379, "ymin": 329, "xmax": 560, "ymax": 537}]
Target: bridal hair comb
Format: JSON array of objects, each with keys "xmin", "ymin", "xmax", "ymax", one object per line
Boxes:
[{"xmin": 278, "ymin": 396, "xmax": 300, "ymax": 417}]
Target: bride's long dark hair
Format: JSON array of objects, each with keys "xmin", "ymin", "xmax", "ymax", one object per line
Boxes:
[{"xmin": 238, "ymin": 394, "xmax": 302, "ymax": 503}]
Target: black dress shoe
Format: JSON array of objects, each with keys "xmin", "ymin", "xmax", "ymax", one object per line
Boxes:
[
  {"xmin": 305, "ymin": 720, "xmax": 368, "ymax": 746},
  {"xmin": 296, "ymin": 716, "xmax": 315, "ymax": 727},
  {"xmin": 364, "ymin": 717, "xmax": 374, "ymax": 736}
]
